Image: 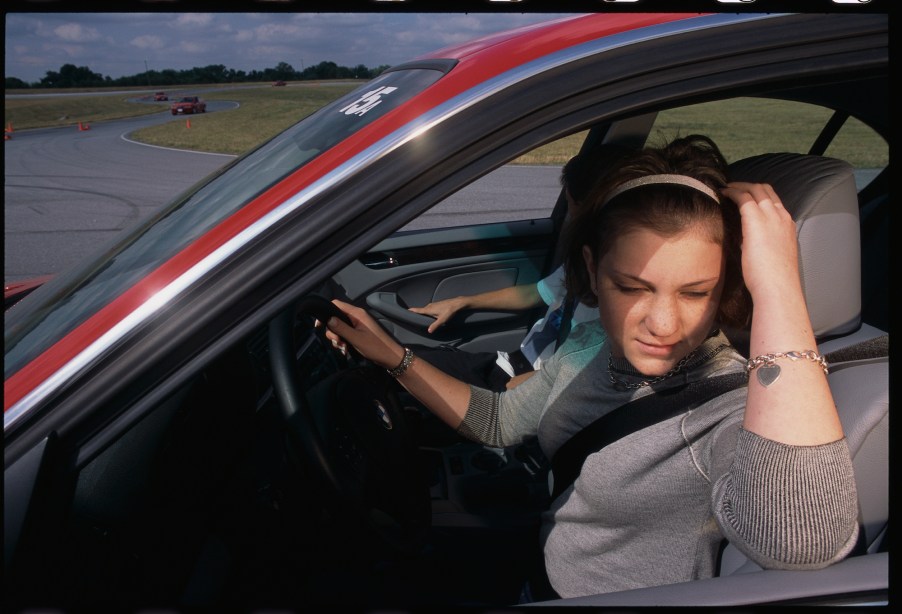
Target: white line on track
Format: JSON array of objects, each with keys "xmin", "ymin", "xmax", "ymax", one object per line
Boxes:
[{"xmin": 119, "ymin": 132, "xmax": 237, "ymax": 157}]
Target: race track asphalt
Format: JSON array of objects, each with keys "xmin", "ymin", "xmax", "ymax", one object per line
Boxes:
[
  {"xmin": 4, "ymin": 102, "xmax": 236, "ymax": 283},
  {"xmin": 4, "ymin": 101, "xmax": 564, "ymax": 284}
]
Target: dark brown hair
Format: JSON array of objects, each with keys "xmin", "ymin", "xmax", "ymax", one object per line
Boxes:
[
  {"xmin": 563, "ymin": 134, "xmax": 751, "ymax": 329},
  {"xmin": 560, "ymin": 143, "xmax": 632, "ymax": 204}
]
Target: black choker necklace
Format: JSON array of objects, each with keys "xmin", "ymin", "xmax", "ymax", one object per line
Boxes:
[{"xmin": 608, "ymin": 348, "xmax": 700, "ymax": 391}]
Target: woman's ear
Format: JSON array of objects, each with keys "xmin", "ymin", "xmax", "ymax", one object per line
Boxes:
[{"xmin": 582, "ymin": 245, "xmax": 598, "ymax": 296}]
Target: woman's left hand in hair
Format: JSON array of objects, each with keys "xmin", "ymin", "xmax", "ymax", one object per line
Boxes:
[{"xmin": 721, "ymin": 182, "xmax": 800, "ymax": 302}]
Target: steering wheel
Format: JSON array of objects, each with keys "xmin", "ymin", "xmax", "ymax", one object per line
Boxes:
[{"xmin": 268, "ymin": 295, "xmax": 430, "ymax": 553}]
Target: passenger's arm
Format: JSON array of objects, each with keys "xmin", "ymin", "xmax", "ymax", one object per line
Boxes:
[
  {"xmin": 409, "ymin": 284, "xmax": 542, "ymax": 333},
  {"xmin": 505, "ymin": 370, "xmax": 537, "ymax": 389}
]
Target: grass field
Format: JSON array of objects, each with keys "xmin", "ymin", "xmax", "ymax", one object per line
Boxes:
[
  {"xmin": 4, "ymin": 93, "xmax": 170, "ymax": 130},
  {"xmin": 4, "ymin": 83, "xmax": 253, "ymax": 131},
  {"xmin": 5, "ymin": 84, "xmax": 888, "ymax": 168},
  {"xmin": 512, "ymin": 98, "xmax": 888, "ymax": 168},
  {"xmin": 129, "ymin": 83, "xmax": 361, "ymax": 155},
  {"xmin": 4, "ymin": 82, "xmax": 363, "ymax": 155}
]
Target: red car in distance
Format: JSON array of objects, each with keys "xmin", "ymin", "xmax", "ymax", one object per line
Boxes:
[
  {"xmin": 170, "ymin": 96, "xmax": 206, "ymax": 115},
  {"xmin": 153, "ymin": 92, "xmax": 168, "ymax": 101}
]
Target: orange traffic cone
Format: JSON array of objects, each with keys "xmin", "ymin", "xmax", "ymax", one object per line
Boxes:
[
  {"xmin": 78, "ymin": 121, "xmax": 90, "ymax": 131},
  {"xmin": 186, "ymin": 119, "xmax": 191, "ymax": 129},
  {"xmin": 6, "ymin": 122, "xmax": 12, "ymax": 133}
]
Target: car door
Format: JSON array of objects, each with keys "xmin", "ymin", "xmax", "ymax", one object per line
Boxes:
[{"xmin": 333, "ymin": 165, "xmax": 567, "ymax": 354}]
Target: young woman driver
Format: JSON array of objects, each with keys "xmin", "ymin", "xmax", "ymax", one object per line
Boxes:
[{"xmin": 324, "ymin": 135, "xmax": 859, "ymax": 598}]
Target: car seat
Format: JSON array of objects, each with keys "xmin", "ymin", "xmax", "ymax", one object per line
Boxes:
[{"xmin": 718, "ymin": 153, "xmax": 889, "ymax": 577}]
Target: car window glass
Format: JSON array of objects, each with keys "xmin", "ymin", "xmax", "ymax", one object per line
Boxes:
[
  {"xmin": 651, "ymin": 97, "xmax": 888, "ymax": 190},
  {"xmin": 823, "ymin": 116, "xmax": 888, "ymax": 189},
  {"xmin": 404, "ymin": 95, "xmax": 890, "ymax": 235},
  {"xmin": 402, "ymin": 132, "xmax": 586, "ymax": 231},
  {"xmin": 5, "ymin": 68, "xmax": 447, "ymax": 380}
]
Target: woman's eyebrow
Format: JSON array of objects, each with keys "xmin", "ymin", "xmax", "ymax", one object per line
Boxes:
[{"xmin": 610, "ymin": 270, "xmax": 720, "ymax": 288}]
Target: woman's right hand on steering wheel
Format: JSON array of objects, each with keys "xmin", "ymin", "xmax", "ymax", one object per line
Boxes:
[{"xmin": 325, "ymin": 300, "xmax": 407, "ymax": 370}]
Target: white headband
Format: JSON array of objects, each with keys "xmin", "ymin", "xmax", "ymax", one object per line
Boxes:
[{"xmin": 602, "ymin": 174, "xmax": 720, "ymax": 206}]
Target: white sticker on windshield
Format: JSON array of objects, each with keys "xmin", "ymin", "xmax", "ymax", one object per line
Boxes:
[{"xmin": 339, "ymin": 86, "xmax": 398, "ymax": 116}]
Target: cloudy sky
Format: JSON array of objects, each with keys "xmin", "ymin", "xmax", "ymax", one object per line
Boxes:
[{"xmin": 5, "ymin": 12, "xmax": 581, "ymax": 84}]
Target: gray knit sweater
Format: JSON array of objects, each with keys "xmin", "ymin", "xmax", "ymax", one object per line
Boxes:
[{"xmin": 458, "ymin": 320, "xmax": 859, "ymax": 598}]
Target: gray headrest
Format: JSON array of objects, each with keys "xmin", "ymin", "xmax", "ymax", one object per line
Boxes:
[{"xmin": 729, "ymin": 153, "xmax": 860, "ymax": 338}]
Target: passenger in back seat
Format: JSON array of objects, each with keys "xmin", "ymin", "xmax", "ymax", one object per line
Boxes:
[{"xmin": 403, "ymin": 146, "xmax": 626, "ymax": 391}]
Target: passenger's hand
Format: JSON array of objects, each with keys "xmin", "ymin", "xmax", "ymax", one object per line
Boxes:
[
  {"xmin": 721, "ymin": 182, "xmax": 800, "ymax": 303},
  {"xmin": 505, "ymin": 370, "xmax": 536, "ymax": 389},
  {"xmin": 325, "ymin": 300, "xmax": 406, "ymax": 370},
  {"xmin": 408, "ymin": 297, "xmax": 468, "ymax": 333}
]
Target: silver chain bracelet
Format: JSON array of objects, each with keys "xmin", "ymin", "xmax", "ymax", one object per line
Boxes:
[{"xmin": 746, "ymin": 350, "xmax": 828, "ymax": 387}]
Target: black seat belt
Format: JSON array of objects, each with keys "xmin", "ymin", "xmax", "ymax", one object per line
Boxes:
[
  {"xmin": 549, "ymin": 333, "xmax": 889, "ymax": 501},
  {"xmin": 820, "ymin": 333, "xmax": 888, "ymax": 364},
  {"xmin": 550, "ymin": 372, "xmax": 747, "ymax": 500}
]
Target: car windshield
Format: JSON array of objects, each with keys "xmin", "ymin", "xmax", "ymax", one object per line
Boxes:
[{"xmin": 4, "ymin": 66, "xmax": 446, "ymax": 379}]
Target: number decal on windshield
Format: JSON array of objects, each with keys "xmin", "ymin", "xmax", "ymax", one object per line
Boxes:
[{"xmin": 339, "ymin": 86, "xmax": 399, "ymax": 116}]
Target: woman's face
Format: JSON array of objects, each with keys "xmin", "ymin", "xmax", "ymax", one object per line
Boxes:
[{"xmin": 583, "ymin": 224, "xmax": 725, "ymax": 376}]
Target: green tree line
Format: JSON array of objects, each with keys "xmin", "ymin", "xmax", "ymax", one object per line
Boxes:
[{"xmin": 5, "ymin": 60, "xmax": 390, "ymax": 90}]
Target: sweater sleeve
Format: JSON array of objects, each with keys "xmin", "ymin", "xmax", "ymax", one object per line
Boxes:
[
  {"xmin": 457, "ymin": 351, "xmax": 559, "ymax": 447},
  {"xmin": 457, "ymin": 386, "xmax": 504, "ymax": 447},
  {"xmin": 712, "ymin": 428, "xmax": 860, "ymax": 569}
]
